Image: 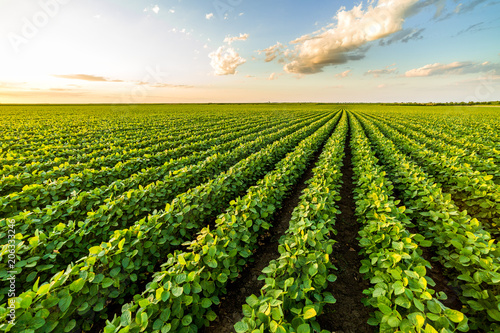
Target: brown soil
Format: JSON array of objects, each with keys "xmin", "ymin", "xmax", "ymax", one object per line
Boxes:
[
  {"xmin": 202, "ymin": 137, "xmax": 330, "ymax": 333},
  {"xmin": 316, "ymin": 129, "xmax": 374, "ymax": 333}
]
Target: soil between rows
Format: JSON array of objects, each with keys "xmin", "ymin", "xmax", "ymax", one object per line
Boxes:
[{"xmin": 316, "ymin": 129, "xmax": 374, "ymax": 333}]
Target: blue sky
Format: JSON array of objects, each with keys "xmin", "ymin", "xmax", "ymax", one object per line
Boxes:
[{"xmin": 0, "ymin": 0, "xmax": 499, "ymax": 103}]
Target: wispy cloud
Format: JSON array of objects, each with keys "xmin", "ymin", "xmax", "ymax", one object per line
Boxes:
[
  {"xmin": 206, "ymin": 13, "xmax": 214, "ymax": 20},
  {"xmin": 405, "ymin": 61, "xmax": 500, "ymax": 77},
  {"xmin": 223, "ymin": 33, "xmax": 249, "ymax": 45},
  {"xmin": 437, "ymin": 0, "xmax": 490, "ymax": 21},
  {"xmin": 379, "ymin": 28, "xmax": 425, "ymax": 46},
  {"xmin": 53, "ymin": 74, "xmax": 124, "ymax": 82},
  {"xmin": 258, "ymin": 42, "xmax": 287, "ymax": 63},
  {"xmin": 140, "ymin": 82, "xmax": 193, "ymax": 89},
  {"xmin": 53, "ymin": 74, "xmax": 192, "ymax": 88},
  {"xmin": 335, "ymin": 70, "xmax": 352, "ymax": 78},
  {"xmin": 365, "ymin": 64, "xmax": 397, "ymax": 77},
  {"xmin": 209, "ymin": 47, "xmax": 246, "ymax": 75}
]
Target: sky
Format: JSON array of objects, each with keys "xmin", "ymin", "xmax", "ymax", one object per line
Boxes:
[{"xmin": 0, "ymin": 0, "xmax": 499, "ymax": 103}]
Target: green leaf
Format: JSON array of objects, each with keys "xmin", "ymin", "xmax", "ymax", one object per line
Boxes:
[
  {"xmin": 201, "ymin": 298, "xmax": 212, "ymax": 308},
  {"xmin": 387, "ymin": 315, "xmax": 401, "ymax": 328},
  {"xmin": 393, "ymin": 281, "xmax": 405, "ymax": 295},
  {"xmin": 58, "ymin": 295, "xmax": 72, "ymax": 312},
  {"xmin": 172, "ymin": 286, "xmax": 183, "ymax": 297},
  {"xmin": 182, "ymin": 315, "xmax": 192, "ymax": 326},
  {"xmin": 395, "ymin": 296, "xmax": 411, "ymax": 309},
  {"xmin": 102, "ymin": 278, "xmax": 114, "ymax": 288},
  {"xmin": 303, "ymin": 307, "xmax": 317, "ymax": 320},
  {"xmin": 36, "ymin": 284, "xmax": 51, "ymax": 296},
  {"xmin": 121, "ymin": 310, "xmax": 132, "ymax": 326},
  {"xmin": 31, "ymin": 317, "xmax": 46, "ymax": 329},
  {"xmin": 217, "ymin": 273, "xmax": 228, "ymax": 283},
  {"xmin": 444, "ymin": 309, "xmax": 464, "ymax": 323},
  {"xmin": 323, "ymin": 294, "xmax": 336, "ymax": 304},
  {"xmin": 70, "ymin": 278, "xmax": 85, "ymax": 292},
  {"xmin": 486, "ymin": 308, "xmax": 500, "ymax": 321},
  {"xmin": 65, "ymin": 320, "xmax": 76, "ymax": 332},
  {"xmin": 424, "ymin": 324, "xmax": 438, "ymax": 333},
  {"xmin": 297, "ymin": 323, "xmax": 310, "ymax": 333},
  {"xmin": 378, "ymin": 304, "xmax": 392, "ymax": 315},
  {"xmin": 234, "ymin": 321, "xmax": 249, "ymax": 333},
  {"xmin": 207, "ymin": 310, "xmax": 217, "ymax": 321},
  {"xmin": 247, "ymin": 294, "xmax": 260, "ymax": 307},
  {"xmin": 139, "ymin": 299, "xmax": 150, "ymax": 308}
]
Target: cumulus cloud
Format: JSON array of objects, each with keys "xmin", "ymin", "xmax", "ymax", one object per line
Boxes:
[
  {"xmin": 260, "ymin": 0, "xmax": 446, "ymax": 75},
  {"xmin": 365, "ymin": 64, "xmax": 397, "ymax": 77},
  {"xmin": 281, "ymin": 0, "xmax": 424, "ymax": 74},
  {"xmin": 209, "ymin": 46, "xmax": 246, "ymax": 75},
  {"xmin": 335, "ymin": 70, "xmax": 352, "ymax": 78},
  {"xmin": 206, "ymin": 13, "xmax": 214, "ymax": 20},
  {"xmin": 405, "ymin": 61, "xmax": 500, "ymax": 77},
  {"xmin": 52, "ymin": 74, "xmax": 124, "ymax": 82},
  {"xmin": 223, "ymin": 33, "xmax": 249, "ymax": 45}
]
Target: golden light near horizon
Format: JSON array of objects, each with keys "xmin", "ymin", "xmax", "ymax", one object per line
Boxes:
[{"xmin": 0, "ymin": 0, "xmax": 499, "ymax": 103}]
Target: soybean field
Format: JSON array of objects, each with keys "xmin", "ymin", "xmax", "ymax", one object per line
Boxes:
[{"xmin": 1, "ymin": 104, "xmax": 499, "ymax": 333}]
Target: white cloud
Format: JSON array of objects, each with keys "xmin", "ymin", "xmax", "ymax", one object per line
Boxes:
[
  {"xmin": 169, "ymin": 8, "xmax": 175, "ymax": 14},
  {"xmin": 286, "ymin": 0, "xmax": 422, "ymax": 74},
  {"xmin": 224, "ymin": 33, "xmax": 249, "ymax": 45},
  {"xmin": 209, "ymin": 46, "xmax": 246, "ymax": 75},
  {"xmin": 263, "ymin": 0, "xmax": 427, "ymax": 75},
  {"xmin": 365, "ymin": 64, "xmax": 397, "ymax": 77},
  {"xmin": 405, "ymin": 61, "xmax": 500, "ymax": 77},
  {"xmin": 144, "ymin": 5, "xmax": 160, "ymax": 14},
  {"xmin": 239, "ymin": 12, "xmax": 244, "ymax": 16},
  {"xmin": 259, "ymin": 42, "xmax": 286, "ymax": 62},
  {"xmin": 336, "ymin": 70, "xmax": 352, "ymax": 78},
  {"xmin": 206, "ymin": 13, "xmax": 214, "ymax": 20},
  {"xmin": 268, "ymin": 73, "xmax": 278, "ymax": 80}
]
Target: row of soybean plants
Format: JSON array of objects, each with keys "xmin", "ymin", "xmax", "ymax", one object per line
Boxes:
[
  {"xmin": 362, "ymin": 113, "xmax": 500, "ymax": 238},
  {"xmin": 233, "ymin": 111, "xmax": 348, "ymax": 333},
  {"xmin": 349, "ymin": 113, "xmax": 469, "ymax": 332},
  {"xmin": 0, "ymin": 111, "xmax": 329, "ymax": 300},
  {"xmin": 355, "ymin": 112, "xmax": 500, "ymax": 332},
  {"xmin": 101, "ymin": 111, "xmax": 343, "ymax": 333},
  {"xmin": 0, "ymin": 112, "xmax": 298, "ymax": 198},
  {"xmin": 0, "ymin": 112, "xmax": 340, "ymax": 332}
]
